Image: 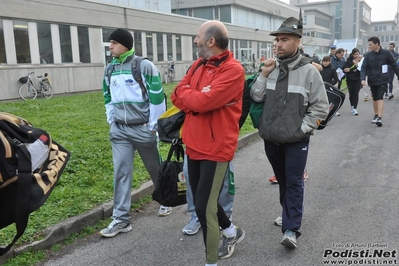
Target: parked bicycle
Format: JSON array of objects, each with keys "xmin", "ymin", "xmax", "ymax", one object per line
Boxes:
[
  {"xmin": 161, "ymin": 64, "xmax": 175, "ymax": 84},
  {"xmin": 241, "ymin": 62, "xmax": 257, "ymax": 74},
  {"xmin": 18, "ymin": 72, "xmax": 53, "ymax": 100}
]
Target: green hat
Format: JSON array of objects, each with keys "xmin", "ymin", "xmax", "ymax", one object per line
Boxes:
[{"xmin": 270, "ymin": 17, "xmax": 303, "ymax": 38}]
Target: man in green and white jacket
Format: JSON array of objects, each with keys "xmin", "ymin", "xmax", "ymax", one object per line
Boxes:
[{"xmin": 100, "ymin": 28, "xmax": 169, "ymax": 238}]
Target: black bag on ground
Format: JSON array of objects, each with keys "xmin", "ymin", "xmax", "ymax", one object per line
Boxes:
[
  {"xmin": 152, "ymin": 143, "xmax": 186, "ymax": 207},
  {"xmin": 0, "ymin": 112, "xmax": 70, "ymax": 256},
  {"xmin": 317, "ymin": 82, "xmax": 346, "ymax": 130}
]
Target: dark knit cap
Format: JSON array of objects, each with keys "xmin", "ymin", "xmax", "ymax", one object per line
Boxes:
[{"xmin": 109, "ymin": 28, "xmax": 133, "ymax": 50}]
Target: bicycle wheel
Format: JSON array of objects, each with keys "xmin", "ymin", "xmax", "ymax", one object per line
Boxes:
[
  {"xmin": 41, "ymin": 82, "xmax": 53, "ymax": 98},
  {"xmin": 163, "ymin": 73, "xmax": 169, "ymax": 84},
  {"xmin": 19, "ymin": 84, "xmax": 37, "ymax": 100}
]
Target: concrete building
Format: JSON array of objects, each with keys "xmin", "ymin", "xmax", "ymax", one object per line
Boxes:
[
  {"xmin": 290, "ymin": 0, "xmax": 399, "ymax": 55},
  {"xmin": 0, "ymin": 0, "xmax": 296, "ymax": 101},
  {"xmin": 1, "ymin": 0, "xmax": 398, "ymax": 101}
]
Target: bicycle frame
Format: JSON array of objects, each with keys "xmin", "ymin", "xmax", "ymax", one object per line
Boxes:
[{"xmin": 24, "ymin": 72, "xmax": 37, "ymax": 92}]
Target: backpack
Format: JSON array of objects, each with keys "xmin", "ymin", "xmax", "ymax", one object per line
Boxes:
[
  {"xmin": 0, "ymin": 112, "xmax": 70, "ymax": 256},
  {"xmin": 317, "ymin": 82, "xmax": 346, "ymax": 130},
  {"xmin": 152, "ymin": 143, "xmax": 186, "ymax": 207}
]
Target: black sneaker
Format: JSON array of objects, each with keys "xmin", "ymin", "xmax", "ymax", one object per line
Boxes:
[
  {"xmin": 376, "ymin": 117, "xmax": 382, "ymax": 127},
  {"xmin": 218, "ymin": 226, "xmax": 245, "ymax": 259},
  {"xmin": 371, "ymin": 115, "xmax": 379, "ymax": 123},
  {"xmin": 389, "ymin": 94, "xmax": 394, "ymax": 100}
]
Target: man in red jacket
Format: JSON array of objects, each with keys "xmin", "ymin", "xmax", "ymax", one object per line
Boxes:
[{"xmin": 171, "ymin": 20, "xmax": 245, "ymax": 266}]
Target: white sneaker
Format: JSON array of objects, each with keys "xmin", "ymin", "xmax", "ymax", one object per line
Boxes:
[
  {"xmin": 335, "ymin": 112, "xmax": 340, "ymax": 116},
  {"xmin": 100, "ymin": 218, "xmax": 132, "ymax": 238},
  {"xmin": 352, "ymin": 109, "xmax": 358, "ymax": 116},
  {"xmin": 182, "ymin": 216, "xmax": 201, "ymax": 235},
  {"xmin": 274, "ymin": 216, "xmax": 282, "ymax": 226},
  {"xmin": 158, "ymin": 205, "xmax": 172, "ymax": 216},
  {"xmin": 303, "ymin": 169, "xmax": 309, "ymax": 181}
]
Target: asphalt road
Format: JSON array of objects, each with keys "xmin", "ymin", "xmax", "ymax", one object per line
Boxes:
[{"xmin": 39, "ymin": 91, "xmax": 399, "ymax": 266}]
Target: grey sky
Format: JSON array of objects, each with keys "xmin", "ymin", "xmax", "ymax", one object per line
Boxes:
[{"xmin": 279, "ymin": 0, "xmax": 397, "ymax": 21}]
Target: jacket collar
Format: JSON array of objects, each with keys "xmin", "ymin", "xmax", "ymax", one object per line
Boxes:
[
  {"xmin": 113, "ymin": 49, "xmax": 135, "ymax": 64},
  {"xmin": 202, "ymin": 50, "xmax": 231, "ymax": 67},
  {"xmin": 276, "ymin": 50, "xmax": 301, "ymax": 69}
]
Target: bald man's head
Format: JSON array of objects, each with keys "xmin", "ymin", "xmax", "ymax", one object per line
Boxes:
[{"xmin": 201, "ymin": 20, "xmax": 229, "ymax": 50}]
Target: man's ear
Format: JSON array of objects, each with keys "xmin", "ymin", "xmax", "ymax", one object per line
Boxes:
[
  {"xmin": 295, "ymin": 37, "xmax": 301, "ymax": 47},
  {"xmin": 207, "ymin": 37, "xmax": 216, "ymax": 47}
]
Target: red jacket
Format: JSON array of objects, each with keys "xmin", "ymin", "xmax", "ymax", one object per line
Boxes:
[{"xmin": 171, "ymin": 51, "xmax": 244, "ymax": 161}]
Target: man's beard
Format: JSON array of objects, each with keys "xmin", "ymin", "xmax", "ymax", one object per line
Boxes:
[{"xmin": 197, "ymin": 45, "xmax": 212, "ymax": 59}]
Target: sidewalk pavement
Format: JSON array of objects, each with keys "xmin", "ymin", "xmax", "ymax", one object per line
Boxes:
[{"xmin": 0, "ymin": 131, "xmax": 260, "ymax": 264}]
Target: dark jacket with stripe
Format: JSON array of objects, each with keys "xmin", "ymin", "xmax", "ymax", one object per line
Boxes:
[{"xmin": 360, "ymin": 48, "xmax": 399, "ymax": 86}]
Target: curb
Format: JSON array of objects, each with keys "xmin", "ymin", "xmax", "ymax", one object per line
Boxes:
[{"xmin": 0, "ymin": 131, "xmax": 260, "ymax": 263}]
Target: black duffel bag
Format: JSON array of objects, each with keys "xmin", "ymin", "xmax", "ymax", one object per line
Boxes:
[
  {"xmin": 152, "ymin": 143, "xmax": 186, "ymax": 207},
  {"xmin": 0, "ymin": 112, "xmax": 70, "ymax": 256}
]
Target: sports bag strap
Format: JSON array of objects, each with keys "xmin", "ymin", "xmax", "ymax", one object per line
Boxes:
[
  {"xmin": 132, "ymin": 56, "xmax": 148, "ymax": 100},
  {"xmin": 175, "ymin": 144, "xmax": 184, "ymax": 161},
  {"xmin": 166, "ymin": 143, "xmax": 184, "ymax": 162},
  {"xmin": 106, "ymin": 64, "xmax": 115, "ymax": 94},
  {"xmin": 166, "ymin": 144, "xmax": 176, "ymax": 161},
  {"xmin": 0, "ymin": 145, "xmax": 32, "ymax": 256}
]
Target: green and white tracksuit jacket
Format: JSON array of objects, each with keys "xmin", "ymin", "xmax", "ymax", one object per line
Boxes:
[{"xmin": 102, "ymin": 49, "xmax": 166, "ymax": 131}]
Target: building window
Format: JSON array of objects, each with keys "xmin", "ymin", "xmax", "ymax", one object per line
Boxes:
[
  {"xmin": 146, "ymin": 32, "xmax": 154, "ymax": 60},
  {"xmin": 173, "ymin": 8, "xmax": 188, "ymax": 16},
  {"xmin": 219, "ymin": 6, "xmax": 231, "ymax": 23},
  {"xmin": 259, "ymin": 42, "xmax": 268, "ymax": 59},
  {"xmin": 176, "ymin": 34, "xmax": 182, "ymax": 61},
  {"xmin": 363, "ymin": 8, "xmax": 371, "ymax": 20},
  {"xmin": 239, "ymin": 40, "xmax": 251, "ymax": 62},
  {"xmin": 374, "ymin": 26, "xmax": 378, "ymax": 31},
  {"xmin": 156, "ymin": 33, "xmax": 164, "ymax": 61},
  {"xmin": 102, "ymin": 28, "xmax": 115, "ymax": 42},
  {"xmin": 193, "ymin": 7, "xmax": 213, "ymax": 20},
  {"xmin": 78, "ymin": 26, "xmax": 90, "ymax": 63},
  {"xmin": 167, "ymin": 34, "xmax": 173, "ymax": 61},
  {"xmin": 0, "ymin": 19, "xmax": 6, "ymax": 64},
  {"xmin": 315, "ymin": 17, "xmax": 329, "ymax": 28},
  {"xmin": 134, "ymin": 31, "xmax": 142, "ymax": 56},
  {"xmin": 38, "ymin": 22, "xmax": 53, "ymax": 64},
  {"xmin": 59, "ymin": 24, "xmax": 72, "ymax": 63},
  {"xmin": 14, "ymin": 20, "xmax": 30, "ymax": 63}
]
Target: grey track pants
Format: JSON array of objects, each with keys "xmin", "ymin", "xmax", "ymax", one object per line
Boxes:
[{"xmin": 110, "ymin": 122, "xmax": 161, "ymax": 222}]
